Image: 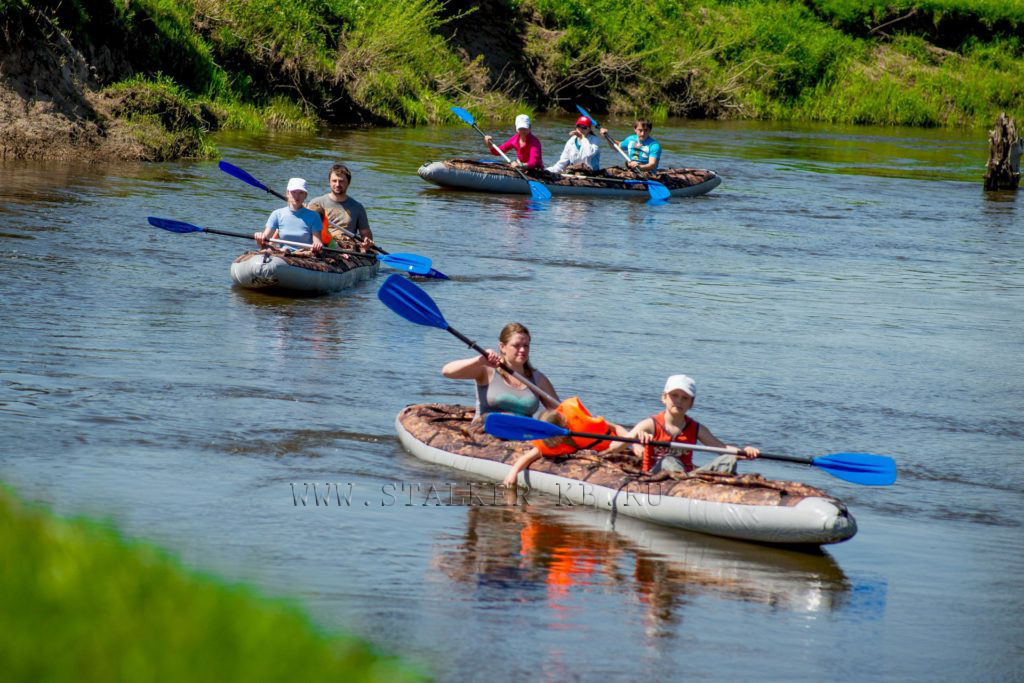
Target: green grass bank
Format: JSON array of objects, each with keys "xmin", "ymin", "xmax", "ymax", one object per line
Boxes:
[
  {"xmin": 0, "ymin": 483, "xmax": 425, "ymax": 682},
  {"xmin": 1, "ymin": 0, "xmax": 1021, "ymax": 160}
]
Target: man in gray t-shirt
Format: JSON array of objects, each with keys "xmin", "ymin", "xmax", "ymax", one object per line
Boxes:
[{"xmin": 306, "ymin": 163, "xmax": 374, "ymax": 250}]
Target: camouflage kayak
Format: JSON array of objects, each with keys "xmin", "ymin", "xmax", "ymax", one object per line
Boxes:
[
  {"xmin": 396, "ymin": 404, "xmax": 858, "ymax": 545},
  {"xmin": 230, "ymin": 250, "xmax": 380, "ymax": 295},
  {"xmin": 418, "ymin": 159, "xmax": 721, "ymax": 198}
]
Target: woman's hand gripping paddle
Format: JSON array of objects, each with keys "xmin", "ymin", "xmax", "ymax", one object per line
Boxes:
[
  {"xmin": 484, "ymin": 413, "xmax": 898, "ymax": 486},
  {"xmin": 377, "ymin": 274, "xmax": 559, "ymax": 408},
  {"xmin": 449, "ymin": 107, "xmax": 553, "ymax": 201},
  {"xmin": 217, "ymin": 161, "xmax": 449, "ymax": 279}
]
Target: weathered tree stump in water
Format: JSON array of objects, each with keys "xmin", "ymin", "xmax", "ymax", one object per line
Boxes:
[{"xmin": 984, "ymin": 112, "xmax": 1020, "ymax": 191}]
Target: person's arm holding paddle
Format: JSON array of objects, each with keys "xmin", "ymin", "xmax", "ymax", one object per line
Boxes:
[{"xmin": 442, "ymin": 322, "xmax": 560, "ymax": 415}]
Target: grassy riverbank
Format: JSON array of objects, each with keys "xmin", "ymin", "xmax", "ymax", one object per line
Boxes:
[
  {"xmin": 1, "ymin": 0, "xmax": 1021, "ymax": 160},
  {"xmin": 0, "ymin": 483, "xmax": 424, "ymax": 682}
]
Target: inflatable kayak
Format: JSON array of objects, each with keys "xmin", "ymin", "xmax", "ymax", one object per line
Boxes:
[
  {"xmin": 418, "ymin": 159, "xmax": 721, "ymax": 198},
  {"xmin": 396, "ymin": 404, "xmax": 857, "ymax": 545},
  {"xmin": 230, "ymin": 250, "xmax": 380, "ymax": 295}
]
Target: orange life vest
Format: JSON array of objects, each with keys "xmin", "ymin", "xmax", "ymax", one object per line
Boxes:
[
  {"xmin": 533, "ymin": 397, "xmax": 616, "ymax": 456},
  {"xmin": 320, "ymin": 213, "xmax": 333, "ymax": 247}
]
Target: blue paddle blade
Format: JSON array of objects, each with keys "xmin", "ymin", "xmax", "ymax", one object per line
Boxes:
[
  {"xmin": 648, "ymin": 180, "xmax": 671, "ymax": 201},
  {"xmin": 423, "ymin": 268, "xmax": 450, "ymax": 280},
  {"xmin": 450, "ymin": 106, "xmax": 475, "ymax": 125},
  {"xmin": 377, "ymin": 274, "xmax": 449, "ymax": 329},
  {"xmin": 377, "ymin": 252, "xmax": 432, "ymax": 276},
  {"xmin": 484, "ymin": 413, "xmax": 569, "ymax": 441},
  {"xmin": 147, "ymin": 216, "xmax": 204, "ymax": 234},
  {"xmin": 812, "ymin": 453, "xmax": 898, "ymax": 486},
  {"xmin": 218, "ymin": 160, "xmax": 270, "ymax": 193},
  {"xmin": 575, "ymin": 104, "xmax": 600, "ymax": 128},
  {"xmin": 528, "ymin": 181, "xmax": 552, "ymax": 201}
]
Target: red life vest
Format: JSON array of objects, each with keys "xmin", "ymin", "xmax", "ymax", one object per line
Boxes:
[
  {"xmin": 533, "ymin": 397, "xmax": 615, "ymax": 456},
  {"xmin": 644, "ymin": 412, "xmax": 700, "ymax": 472}
]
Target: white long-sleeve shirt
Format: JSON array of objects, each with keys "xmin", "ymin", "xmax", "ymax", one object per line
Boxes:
[{"xmin": 546, "ymin": 133, "xmax": 601, "ymax": 174}]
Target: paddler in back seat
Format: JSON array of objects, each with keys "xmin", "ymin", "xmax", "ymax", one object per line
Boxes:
[
  {"xmin": 502, "ymin": 396, "xmax": 632, "ymax": 487},
  {"xmin": 442, "ymin": 322, "xmax": 560, "ymax": 419},
  {"xmin": 306, "ymin": 163, "xmax": 374, "ymax": 253}
]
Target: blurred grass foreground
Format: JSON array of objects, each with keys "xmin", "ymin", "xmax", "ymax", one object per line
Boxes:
[{"xmin": 0, "ymin": 484, "xmax": 425, "ymax": 683}]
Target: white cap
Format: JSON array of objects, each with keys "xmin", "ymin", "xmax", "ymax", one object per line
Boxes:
[
  {"xmin": 663, "ymin": 374, "xmax": 695, "ymax": 397},
  {"xmin": 514, "ymin": 114, "xmax": 531, "ymax": 130},
  {"xmin": 286, "ymin": 177, "xmax": 308, "ymax": 193}
]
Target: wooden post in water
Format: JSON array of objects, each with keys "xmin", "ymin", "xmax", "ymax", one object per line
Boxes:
[{"xmin": 984, "ymin": 112, "xmax": 1020, "ymax": 191}]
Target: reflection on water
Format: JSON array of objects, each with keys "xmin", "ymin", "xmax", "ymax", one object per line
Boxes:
[{"xmin": 435, "ymin": 502, "xmax": 859, "ymax": 628}]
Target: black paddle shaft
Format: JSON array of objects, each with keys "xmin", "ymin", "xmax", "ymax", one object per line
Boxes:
[
  {"xmin": 561, "ymin": 428, "xmax": 813, "ymax": 465},
  {"xmin": 444, "ymin": 326, "xmax": 517, "ymax": 377},
  {"xmin": 202, "ymin": 226, "xmax": 372, "ymax": 258}
]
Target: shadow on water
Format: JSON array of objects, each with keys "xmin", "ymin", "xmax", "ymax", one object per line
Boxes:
[{"xmin": 432, "ymin": 503, "xmax": 881, "ymax": 624}]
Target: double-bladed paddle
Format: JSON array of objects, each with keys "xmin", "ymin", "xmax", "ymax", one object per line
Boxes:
[
  {"xmin": 217, "ymin": 160, "xmax": 449, "ymax": 279},
  {"xmin": 575, "ymin": 105, "xmax": 671, "ymax": 203},
  {"xmin": 449, "ymin": 107, "xmax": 553, "ymax": 201},
  {"xmin": 147, "ymin": 217, "xmax": 434, "ymax": 275},
  {"xmin": 483, "ymin": 412, "xmax": 898, "ymax": 486},
  {"xmin": 377, "ymin": 274, "xmax": 559, "ymax": 408}
]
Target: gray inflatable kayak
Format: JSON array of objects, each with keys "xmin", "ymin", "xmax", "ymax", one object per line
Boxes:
[
  {"xmin": 396, "ymin": 404, "xmax": 858, "ymax": 546},
  {"xmin": 418, "ymin": 158, "xmax": 722, "ymax": 197},
  {"xmin": 230, "ymin": 250, "xmax": 381, "ymax": 295}
]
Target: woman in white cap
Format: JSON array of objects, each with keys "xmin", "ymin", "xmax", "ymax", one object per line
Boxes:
[
  {"xmin": 546, "ymin": 115, "xmax": 601, "ymax": 174},
  {"xmin": 631, "ymin": 375, "xmax": 759, "ymax": 474},
  {"xmin": 253, "ymin": 177, "xmax": 323, "ymax": 254},
  {"xmin": 483, "ymin": 114, "xmax": 544, "ymax": 169}
]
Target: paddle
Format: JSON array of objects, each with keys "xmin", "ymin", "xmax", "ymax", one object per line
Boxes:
[
  {"xmin": 217, "ymin": 160, "xmax": 449, "ymax": 279},
  {"xmin": 575, "ymin": 105, "xmax": 670, "ymax": 203},
  {"xmin": 377, "ymin": 273, "xmax": 560, "ymax": 408},
  {"xmin": 449, "ymin": 107, "xmax": 553, "ymax": 201},
  {"xmin": 483, "ymin": 413, "xmax": 898, "ymax": 486},
  {"xmin": 147, "ymin": 217, "xmax": 434, "ymax": 275}
]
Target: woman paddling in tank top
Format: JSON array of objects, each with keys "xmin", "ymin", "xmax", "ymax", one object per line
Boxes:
[{"xmin": 441, "ymin": 322, "xmax": 560, "ymax": 418}]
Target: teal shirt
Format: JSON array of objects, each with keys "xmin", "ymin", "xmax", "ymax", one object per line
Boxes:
[{"xmin": 619, "ymin": 134, "xmax": 662, "ymax": 169}]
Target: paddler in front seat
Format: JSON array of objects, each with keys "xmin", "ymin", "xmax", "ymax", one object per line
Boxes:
[
  {"xmin": 253, "ymin": 177, "xmax": 323, "ymax": 255},
  {"xmin": 502, "ymin": 396, "xmax": 632, "ymax": 487},
  {"xmin": 442, "ymin": 322, "xmax": 560, "ymax": 419},
  {"xmin": 632, "ymin": 374, "xmax": 759, "ymax": 474}
]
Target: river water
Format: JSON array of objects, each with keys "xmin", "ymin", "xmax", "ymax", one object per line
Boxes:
[{"xmin": 1, "ymin": 119, "xmax": 1022, "ymax": 681}]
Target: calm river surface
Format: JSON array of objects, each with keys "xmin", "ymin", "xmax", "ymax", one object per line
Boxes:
[{"xmin": 1, "ymin": 119, "xmax": 1022, "ymax": 681}]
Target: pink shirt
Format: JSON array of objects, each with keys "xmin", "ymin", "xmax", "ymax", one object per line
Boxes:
[{"xmin": 492, "ymin": 133, "xmax": 544, "ymax": 169}]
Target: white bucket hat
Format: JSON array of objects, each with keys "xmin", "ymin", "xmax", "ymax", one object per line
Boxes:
[
  {"xmin": 286, "ymin": 177, "xmax": 308, "ymax": 193},
  {"xmin": 663, "ymin": 374, "xmax": 696, "ymax": 397},
  {"xmin": 514, "ymin": 114, "xmax": 531, "ymax": 130}
]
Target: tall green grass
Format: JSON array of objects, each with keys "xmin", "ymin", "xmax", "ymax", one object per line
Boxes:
[
  {"xmin": 0, "ymin": 483, "xmax": 425, "ymax": 682},
  {"xmin": 521, "ymin": 0, "xmax": 1022, "ymax": 127},
  {"xmin": 4, "ymin": 0, "xmax": 1021, "ymax": 148}
]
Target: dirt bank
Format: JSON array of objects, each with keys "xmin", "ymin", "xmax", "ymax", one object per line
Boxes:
[{"xmin": 0, "ymin": 5, "xmax": 213, "ymax": 162}]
